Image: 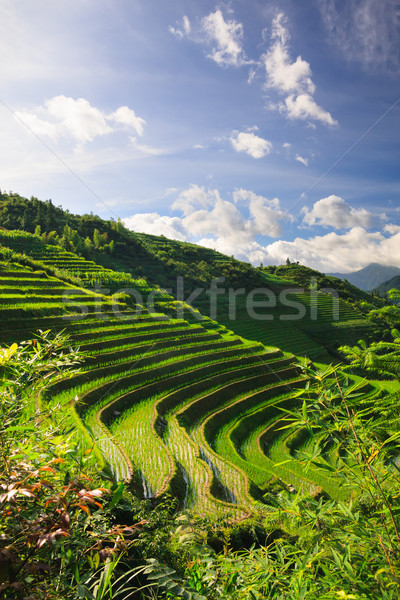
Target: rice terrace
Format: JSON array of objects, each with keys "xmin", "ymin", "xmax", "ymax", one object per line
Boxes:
[{"xmin": 2, "ymin": 193, "xmax": 400, "ymax": 599}]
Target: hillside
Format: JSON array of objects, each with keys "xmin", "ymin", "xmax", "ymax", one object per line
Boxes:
[
  {"xmin": 328, "ymin": 262, "xmax": 400, "ymax": 291},
  {"xmin": 0, "ymin": 242, "xmax": 298, "ymax": 508},
  {"xmin": 0, "ymin": 193, "xmax": 385, "ymax": 363},
  {"xmin": 2, "ymin": 194, "xmax": 400, "ymax": 598},
  {"xmin": 376, "ymin": 274, "xmax": 400, "ymax": 297},
  {"xmin": 0, "ymin": 220, "xmax": 393, "ymax": 509}
]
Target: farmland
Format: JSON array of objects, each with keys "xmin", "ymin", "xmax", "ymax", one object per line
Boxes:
[
  {"xmin": 2, "ymin": 197, "xmax": 400, "ymax": 599},
  {"xmin": 0, "ymin": 226, "xmax": 395, "ymax": 526}
]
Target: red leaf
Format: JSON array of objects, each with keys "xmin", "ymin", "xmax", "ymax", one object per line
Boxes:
[
  {"xmin": 77, "ymin": 504, "xmax": 91, "ymax": 516},
  {"xmin": 39, "ymin": 467, "xmax": 56, "ymax": 474}
]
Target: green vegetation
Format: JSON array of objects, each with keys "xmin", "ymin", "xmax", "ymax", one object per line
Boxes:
[
  {"xmin": 2, "ymin": 191, "xmax": 400, "ymax": 597},
  {"xmin": 0, "ymin": 192, "xmax": 385, "ymax": 361}
]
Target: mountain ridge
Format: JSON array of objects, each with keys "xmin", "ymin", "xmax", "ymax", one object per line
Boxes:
[{"xmin": 327, "ymin": 262, "xmax": 400, "ymax": 291}]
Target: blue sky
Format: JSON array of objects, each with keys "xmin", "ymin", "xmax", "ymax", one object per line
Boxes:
[{"xmin": 1, "ymin": 0, "xmax": 399, "ymax": 272}]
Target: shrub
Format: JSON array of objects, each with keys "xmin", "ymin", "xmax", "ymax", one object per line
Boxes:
[{"xmin": 0, "ymin": 333, "xmax": 146, "ymax": 599}]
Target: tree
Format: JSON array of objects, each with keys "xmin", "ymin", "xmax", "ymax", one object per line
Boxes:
[
  {"xmin": 84, "ymin": 236, "xmax": 93, "ymax": 254},
  {"xmin": 388, "ymin": 288, "xmax": 400, "ymax": 305},
  {"xmin": 93, "ymin": 228, "xmax": 102, "ymax": 249},
  {"xmin": 340, "ymin": 329, "xmax": 400, "ymax": 379}
]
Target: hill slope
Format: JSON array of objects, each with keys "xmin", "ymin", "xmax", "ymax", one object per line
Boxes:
[
  {"xmin": 0, "ymin": 225, "xmax": 389, "ymax": 518},
  {"xmin": 0, "ymin": 245, "xmax": 316, "ymax": 519},
  {"xmin": 0, "ymin": 192, "xmax": 386, "ymax": 361},
  {"xmin": 328, "ymin": 263, "xmax": 400, "ymax": 291},
  {"xmin": 376, "ymin": 274, "xmax": 400, "ymax": 297}
]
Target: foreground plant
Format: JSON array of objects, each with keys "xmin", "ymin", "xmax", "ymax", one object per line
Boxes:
[
  {"xmin": 143, "ymin": 365, "xmax": 400, "ymax": 599},
  {"xmin": 277, "ymin": 363, "xmax": 400, "ymax": 597},
  {"xmin": 0, "ymin": 332, "xmax": 147, "ymax": 599}
]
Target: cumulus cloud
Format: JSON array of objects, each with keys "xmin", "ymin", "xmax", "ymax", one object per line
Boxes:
[
  {"xmin": 109, "ymin": 106, "xmax": 145, "ymax": 136},
  {"xmin": 123, "ymin": 185, "xmax": 291, "ymax": 256},
  {"xmin": 230, "ymin": 131, "xmax": 272, "ymax": 158},
  {"xmin": 264, "ymin": 227, "xmax": 400, "ymax": 272},
  {"xmin": 201, "ymin": 9, "xmax": 247, "ymax": 67},
  {"xmin": 122, "ymin": 186, "xmax": 399, "ymax": 272},
  {"xmin": 123, "ymin": 213, "xmax": 187, "ymax": 241},
  {"xmin": 262, "ymin": 13, "xmax": 337, "ymax": 126},
  {"xmin": 264, "ymin": 13, "xmax": 315, "ymax": 95},
  {"xmin": 282, "ymin": 94, "xmax": 337, "ymax": 126},
  {"xmin": 15, "ymin": 96, "xmax": 146, "ymax": 146},
  {"xmin": 384, "ymin": 223, "xmax": 400, "ymax": 234},
  {"xmin": 302, "ymin": 195, "xmax": 386, "ymax": 229},
  {"xmin": 233, "ymin": 188, "xmax": 291, "ymax": 237},
  {"xmin": 171, "ymin": 184, "xmax": 219, "ymax": 216},
  {"xmin": 241, "ymin": 227, "xmax": 400, "ymax": 273},
  {"xmin": 170, "ymin": 8, "xmax": 247, "ymax": 67},
  {"xmin": 319, "ymin": 0, "xmax": 400, "ymax": 71}
]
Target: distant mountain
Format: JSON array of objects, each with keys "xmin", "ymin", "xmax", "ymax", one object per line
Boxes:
[
  {"xmin": 376, "ymin": 275, "xmax": 400, "ymax": 297},
  {"xmin": 327, "ymin": 263, "xmax": 400, "ymax": 291}
]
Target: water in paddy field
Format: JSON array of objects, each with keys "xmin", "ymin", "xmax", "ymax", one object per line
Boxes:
[
  {"xmin": 198, "ymin": 446, "xmax": 237, "ymax": 505},
  {"xmin": 178, "ymin": 463, "xmax": 192, "ymax": 509},
  {"xmin": 139, "ymin": 470, "xmax": 153, "ymax": 499}
]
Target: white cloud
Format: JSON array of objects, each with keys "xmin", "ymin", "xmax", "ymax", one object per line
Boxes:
[
  {"xmin": 164, "ymin": 187, "xmax": 179, "ymax": 196},
  {"xmin": 201, "ymin": 9, "xmax": 247, "ymax": 67},
  {"xmin": 129, "ymin": 137, "xmax": 164, "ymax": 156},
  {"xmin": 124, "ymin": 201, "xmax": 400, "ymax": 272},
  {"xmin": 183, "ymin": 15, "xmax": 191, "ymax": 35},
  {"xmin": 169, "ymin": 15, "xmax": 191, "ymax": 39},
  {"xmin": 233, "ymin": 188, "xmax": 292, "ymax": 237},
  {"xmin": 262, "ymin": 13, "xmax": 337, "ymax": 126},
  {"xmin": 171, "ymin": 8, "xmax": 247, "ymax": 67},
  {"xmin": 124, "ymin": 186, "xmax": 290, "ymax": 257},
  {"xmin": 264, "ymin": 227, "xmax": 400, "ymax": 272},
  {"xmin": 302, "ymin": 195, "xmax": 385, "ymax": 229},
  {"xmin": 247, "ymin": 68, "xmax": 256, "ymax": 84},
  {"xmin": 295, "ymin": 154, "xmax": 308, "ymax": 167},
  {"xmin": 15, "ymin": 96, "xmax": 147, "ymax": 147},
  {"xmin": 16, "ymin": 96, "xmax": 112, "ymax": 144},
  {"xmin": 230, "ymin": 131, "xmax": 272, "ymax": 159},
  {"xmin": 109, "ymin": 106, "xmax": 146, "ymax": 136},
  {"xmin": 282, "ymin": 94, "xmax": 337, "ymax": 126},
  {"xmin": 13, "ymin": 112, "xmax": 60, "ymax": 140},
  {"xmin": 384, "ymin": 224, "xmax": 400, "ymax": 234},
  {"xmin": 123, "ymin": 213, "xmax": 187, "ymax": 241},
  {"xmin": 264, "ymin": 13, "xmax": 315, "ymax": 95},
  {"xmin": 171, "ymin": 184, "xmax": 219, "ymax": 216},
  {"xmin": 122, "ymin": 186, "xmax": 400, "ymax": 272},
  {"xmin": 0, "ymin": 97, "xmax": 164, "ymax": 193}
]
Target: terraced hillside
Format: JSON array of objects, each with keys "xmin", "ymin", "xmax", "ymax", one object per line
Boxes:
[
  {"xmin": 0, "ymin": 230, "xmax": 390, "ymax": 524},
  {"xmin": 0, "ymin": 212, "xmax": 382, "ymax": 363},
  {"xmin": 131, "ymin": 232, "xmax": 382, "ymax": 361},
  {"xmin": 0, "ymin": 253, "xmax": 303, "ymax": 519},
  {"xmin": 215, "ymin": 291, "xmax": 378, "ymax": 360}
]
